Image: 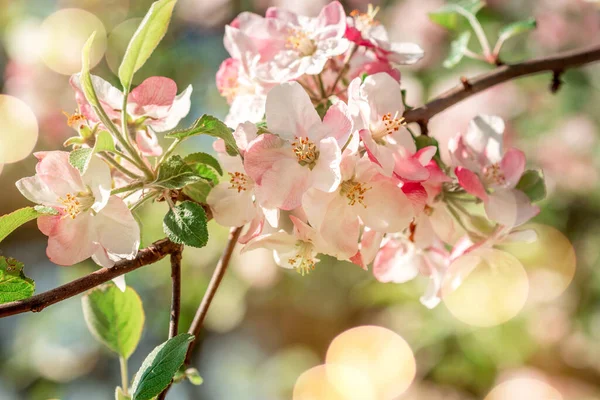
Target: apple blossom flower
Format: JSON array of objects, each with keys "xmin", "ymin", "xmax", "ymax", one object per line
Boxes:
[
  {"xmin": 303, "ymin": 154, "xmax": 415, "ymax": 259},
  {"xmin": 15, "ymin": 151, "xmax": 140, "ymax": 274},
  {"xmin": 242, "ymin": 215, "xmax": 332, "ymax": 275},
  {"xmin": 225, "ymin": 2, "xmax": 350, "ymax": 83},
  {"xmin": 70, "ymin": 74, "xmax": 192, "ymax": 156},
  {"xmin": 244, "ymin": 81, "xmax": 353, "ymax": 210},
  {"xmin": 349, "ymin": 72, "xmax": 436, "ymax": 180},
  {"xmin": 345, "ymin": 4, "xmax": 424, "ymax": 65},
  {"xmin": 207, "ymin": 122, "xmax": 278, "ymax": 233},
  {"xmin": 449, "ymin": 115, "xmax": 539, "ymax": 227}
]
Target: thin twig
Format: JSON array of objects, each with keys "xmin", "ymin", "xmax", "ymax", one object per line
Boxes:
[
  {"xmin": 403, "ymin": 43, "xmax": 600, "ymax": 124},
  {"xmin": 0, "ymin": 239, "xmax": 181, "ymax": 318},
  {"xmin": 168, "ymin": 247, "xmax": 183, "ymax": 339},
  {"xmin": 185, "ymin": 227, "xmax": 242, "ymax": 363}
]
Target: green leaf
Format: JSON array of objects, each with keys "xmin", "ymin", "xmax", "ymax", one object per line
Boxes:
[
  {"xmin": 80, "ymin": 32, "xmax": 99, "ymax": 110},
  {"xmin": 82, "ymin": 283, "xmax": 145, "ymax": 359},
  {"xmin": 444, "ymin": 31, "xmax": 471, "ymax": 68},
  {"xmin": 0, "ymin": 257, "xmax": 34, "ymax": 304},
  {"xmin": 166, "ymin": 115, "xmax": 238, "ymax": 156},
  {"xmin": 516, "ymin": 169, "xmax": 546, "ymax": 202},
  {"xmin": 184, "ymin": 152, "xmax": 223, "ymax": 176},
  {"xmin": 115, "ymin": 387, "xmax": 131, "ymax": 400},
  {"xmin": 499, "ymin": 18, "xmax": 537, "ymax": 42},
  {"xmin": 131, "ymin": 333, "xmax": 194, "ymax": 400},
  {"xmin": 118, "ymin": 0, "xmax": 177, "ymax": 91},
  {"xmin": 185, "ymin": 368, "xmax": 203, "ymax": 386},
  {"xmin": 182, "ymin": 180, "xmax": 212, "ymax": 204},
  {"xmin": 414, "ymin": 135, "xmax": 439, "ymax": 151},
  {"xmin": 68, "ymin": 131, "xmax": 117, "ymax": 174},
  {"xmin": 0, "ymin": 207, "xmax": 52, "ymax": 244},
  {"xmin": 163, "ymin": 201, "xmax": 208, "ymax": 248},
  {"xmin": 154, "ymin": 155, "xmax": 202, "ymax": 189},
  {"xmin": 194, "ymin": 164, "xmax": 219, "ymax": 184},
  {"xmin": 428, "ymin": 0, "xmax": 484, "ymax": 30}
]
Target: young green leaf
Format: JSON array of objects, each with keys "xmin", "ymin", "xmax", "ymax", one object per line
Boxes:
[
  {"xmin": 0, "ymin": 207, "xmax": 54, "ymax": 244},
  {"xmin": 130, "ymin": 333, "xmax": 194, "ymax": 400},
  {"xmin": 69, "ymin": 131, "xmax": 117, "ymax": 174},
  {"xmin": 154, "ymin": 155, "xmax": 202, "ymax": 189},
  {"xmin": 183, "ymin": 152, "xmax": 223, "ymax": 176},
  {"xmin": 166, "ymin": 115, "xmax": 238, "ymax": 155},
  {"xmin": 81, "ymin": 282, "xmax": 145, "ymax": 359},
  {"xmin": 0, "ymin": 256, "xmax": 35, "ymax": 304},
  {"xmin": 443, "ymin": 31, "xmax": 471, "ymax": 68},
  {"xmin": 118, "ymin": 0, "xmax": 177, "ymax": 91},
  {"xmin": 163, "ymin": 201, "xmax": 208, "ymax": 248},
  {"xmin": 516, "ymin": 169, "xmax": 546, "ymax": 202},
  {"xmin": 80, "ymin": 32, "xmax": 99, "ymax": 109},
  {"xmin": 182, "ymin": 180, "xmax": 212, "ymax": 204},
  {"xmin": 428, "ymin": 0, "xmax": 484, "ymax": 30},
  {"xmin": 498, "ymin": 18, "xmax": 537, "ymax": 42},
  {"xmin": 184, "ymin": 368, "xmax": 203, "ymax": 386}
]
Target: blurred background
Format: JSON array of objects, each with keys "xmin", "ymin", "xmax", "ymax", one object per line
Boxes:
[{"xmin": 0, "ymin": 0, "xmax": 600, "ymax": 399}]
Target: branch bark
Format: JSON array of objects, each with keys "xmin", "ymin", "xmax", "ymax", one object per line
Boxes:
[
  {"xmin": 0, "ymin": 238, "xmax": 181, "ymax": 318},
  {"xmin": 403, "ymin": 44, "xmax": 600, "ymax": 125},
  {"xmin": 168, "ymin": 247, "xmax": 183, "ymax": 339}
]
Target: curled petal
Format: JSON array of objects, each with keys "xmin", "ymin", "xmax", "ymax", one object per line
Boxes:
[
  {"xmin": 500, "ymin": 148, "xmax": 526, "ymax": 189},
  {"xmin": 266, "ymin": 82, "xmax": 321, "ymax": 141},
  {"xmin": 455, "ymin": 167, "xmax": 488, "ymax": 201}
]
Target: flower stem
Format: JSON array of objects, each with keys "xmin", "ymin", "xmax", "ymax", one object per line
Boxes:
[
  {"xmin": 99, "ymin": 152, "xmax": 143, "ymax": 180},
  {"xmin": 119, "ymin": 356, "xmax": 129, "ymax": 395}
]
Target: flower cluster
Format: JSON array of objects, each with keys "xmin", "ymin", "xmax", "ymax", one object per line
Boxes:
[{"xmin": 208, "ymin": 3, "xmax": 544, "ymax": 308}]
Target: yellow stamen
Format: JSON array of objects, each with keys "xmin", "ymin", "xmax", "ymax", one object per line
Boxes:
[
  {"xmin": 286, "ymin": 28, "xmax": 317, "ymax": 56},
  {"xmin": 288, "ymin": 242, "xmax": 318, "ymax": 276},
  {"xmin": 350, "ymin": 4, "xmax": 381, "ymax": 30},
  {"xmin": 341, "ymin": 180, "xmax": 371, "ymax": 207},
  {"xmin": 63, "ymin": 111, "xmax": 86, "ymax": 128},
  {"xmin": 229, "ymin": 171, "xmax": 250, "ymax": 192},
  {"xmin": 58, "ymin": 192, "xmax": 93, "ymax": 219},
  {"xmin": 292, "ymin": 136, "xmax": 319, "ymax": 167},
  {"xmin": 483, "ymin": 163, "xmax": 506, "ymax": 186}
]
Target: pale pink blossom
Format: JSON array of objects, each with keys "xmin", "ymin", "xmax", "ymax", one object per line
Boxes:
[
  {"xmin": 303, "ymin": 155, "xmax": 414, "ymax": 259},
  {"xmin": 16, "ymin": 151, "xmax": 140, "ymax": 272},
  {"xmin": 242, "ymin": 215, "xmax": 332, "ymax": 275},
  {"xmin": 345, "ymin": 5, "xmax": 424, "ymax": 65},
  {"xmin": 70, "ymin": 74, "xmax": 192, "ymax": 156},
  {"xmin": 449, "ymin": 115, "xmax": 539, "ymax": 227},
  {"xmin": 244, "ymin": 81, "xmax": 353, "ymax": 210},
  {"xmin": 348, "ymin": 72, "xmax": 436, "ymax": 180}
]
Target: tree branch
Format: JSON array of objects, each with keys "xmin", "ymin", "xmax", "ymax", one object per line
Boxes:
[
  {"xmin": 403, "ymin": 44, "xmax": 600, "ymax": 125},
  {"xmin": 168, "ymin": 247, "xmax": 183, "ymax": 339},
  {"xmin": 185, "ymin": 226, "xmax": 243, "ymax": 364},
  {"xmin": 0, "ymin": 238, "xmax": 181, "ymax": 318}
]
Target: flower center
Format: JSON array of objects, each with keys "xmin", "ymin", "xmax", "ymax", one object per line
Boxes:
[
  {"xmin": 292, "ymin": 136, "xmax": 319, "ymax": 168},
  {"xmin": 350, "ymin": 4, "xmax": 380, "ymax": 32},
  {"xmin": 483, "ymin": 163, "xmax": 506, "ymax": 186},
  {"xmin": 286, "ymin": 28, "xmax": 317, "ymax": 57},
  {"xmin": 220, "ymin": 79, "xmax": 239, "ymax": 103},
  {"xmin": 229, "ymin": 172, "xmax": 250, "ymax": 192},
  {"xmin": 288, "ymin": 241, "xmax": 318, "ymax": 276},
  {"xmin": 340, "ymin": 180, "xmax": 371, "ymax": 207},
  {"xmin": 59, "ymin": 192, "xmax": 94, "ymax": 219},
  {"xmin": 63, "ymin": 111, "xmax": 86, "ymax": 128},
  {"xmin": 372, "ymin": 112, "xmax": 405, "ymax": 141}
]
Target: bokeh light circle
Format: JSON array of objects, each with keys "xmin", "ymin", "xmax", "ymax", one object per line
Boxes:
[
  {"xmin": 3, "ymin": 18, "xmax": 44, "ymax": 65},
  {"xmin": 293, "ymin": 364, "xmax": 377, "ymax": 400},
  {"xmin": 442, "ymin": 248, "xmax": 529, "ymax": 327},
  {"xmin": 0, "ymin": 95, "xmax": 39, "ymax": 164},
  {"xmin": 484, "ymin": 378, "xmax": 563, "ymax": 400},
  {"xmin": 500, "ymin": 223, "xmax": 576, "ymax": 303},
  {"xmin": 40, "ymin": 9, "xmax": 107, "ymax": 75},
  {"xmin": 325, "ymin": 326, "xmax": 416, "ymax": 398}
]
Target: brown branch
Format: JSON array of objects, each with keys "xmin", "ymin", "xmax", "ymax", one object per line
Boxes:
[
  {"xmin": 403, "ymin": 43, "xmax": 600, "ymax": 125},
  {"xmin": 0, "ymin": 238, "xmax": 181, "ymax": 318},
  {"xmin": 185, "ymin": 226, "xmax": 243, "ymax": 364}
]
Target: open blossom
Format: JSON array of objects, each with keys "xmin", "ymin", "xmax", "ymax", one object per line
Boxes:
[
  {"xmin": 242, "ymin": 215, "xmax": 332, "ymax": 275},
  {"xmin": 345, "ymin": 4, "xmax": 424, "ymax": 65},
  {"xmin": 303, "ymin": 154, "xmax": 415, "ymax": 259},
  {"xmin": 244, "ymin": 81, "xmax": 353, "ymax": 210},
  {"xmin": 15, "ymin": 152, "xmax": 140, "ymax": 273},
  {"xmin": 225, "ymin": 1, "xmax": 349, "ymax": 83},
  {"xmin": 349, "ymin": 72, "xmax": 436, "ymax": 180},
  {"xmin": 70, "ymin": 74, "xmax": 192, "ymax": 156},
  {"xmin": 449, "ymin": 115, "xmax": 539, "ymax": 227}
]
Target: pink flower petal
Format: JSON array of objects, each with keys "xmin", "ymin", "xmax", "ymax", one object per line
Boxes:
[
  {"xmin": 94, "ymin": 196, "xmax": 140, "ymax": 260},
  {"xmin": 500, "ymin": 148, "xmax": 526, "ymax": 189},
  {"xmin": 46, "ymin": 211, "xmax": 96, "ymax": 266},
  {"xmin": 358, "ymin": 178, "xmax": 414, "ymax": 232},
  {"xmin": 455, "ymin": 167, "xmax": 488, "ymax": 201},
  {"xmin": 484, "ymin": 189, "xmax": 540, "ymax": 227},
  {"xmin": 207, "ymin": 181, "xmax": 257, "ymax": 227}
]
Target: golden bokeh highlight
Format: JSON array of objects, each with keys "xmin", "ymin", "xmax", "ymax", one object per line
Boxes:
[
  {"xmin": 293, "ymin": 364, "xmax": 377, "ymax": 400},
  {"xmin": 325, "ymin": 326, "xmax": 416, "ymax": 399},
  {"xmin": 40, "ymin": 9, "xmax": 107, "ymax": 75},
  {"xmin": 484, "ymin": 378, "xmax": 563, "ymax": 400},
  {"xmin": 500, "ymin": 223, "xmax": 576, "ymax": 303},
  {"xmin": 0, "ymin": 95, "xmax": 39, "ymax": 164},
  {"xmin": 3, "ymin": 18, "xmax": 44, "ymax": 65},
  {"xmin": 442, "ymin": 249, "xmax": 529, "ymax": 327},
  {"xmin": 105, "ymin": 18, "xmax": 142, "ymax": 77}
]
